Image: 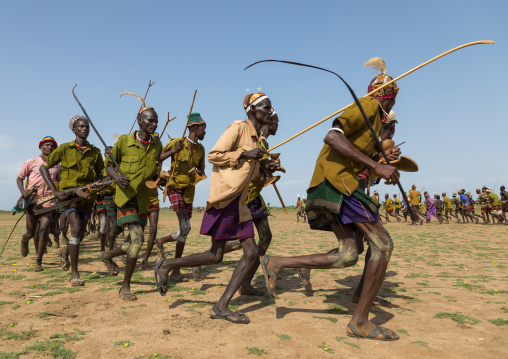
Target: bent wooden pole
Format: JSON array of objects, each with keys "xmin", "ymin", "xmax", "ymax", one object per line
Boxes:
[{"xmin": 268, "ymin": 40, "xmax": 494, "ymax": 152}]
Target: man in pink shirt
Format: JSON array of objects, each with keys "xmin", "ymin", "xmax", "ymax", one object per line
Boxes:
[{"xmin": 17, "ymin": 136, "xmax": 61, "ymax": 271}]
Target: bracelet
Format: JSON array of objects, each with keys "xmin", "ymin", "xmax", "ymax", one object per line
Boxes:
[{"xmin": 328, "ymin": 127, "xmax": 344, "ymax": 135}]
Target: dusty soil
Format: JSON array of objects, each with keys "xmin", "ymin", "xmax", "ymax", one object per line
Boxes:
[{"xmin": 0, "ymin": 209, "xmax": 507, "ymax": 358}]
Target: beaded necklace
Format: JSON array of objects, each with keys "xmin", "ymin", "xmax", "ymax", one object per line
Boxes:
[{"xmin": 136, "ymin": 132, "xmax": 151, "ymax": 144}]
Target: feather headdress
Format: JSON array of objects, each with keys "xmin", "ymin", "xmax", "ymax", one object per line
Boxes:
[
  {"xmin": 365, "ymin": 57, "xmax": 399, "ymax": 99},
  {"xmin": 120, "ymin": 92, "xmax": 146, "ymax": 108},
  {"xmin": 120, "ymin": 91, "xmax": 153, "ymax": 114},
  {"xmin": 364, "ymin": 57, "xmax": 387, "ymax": 75}
]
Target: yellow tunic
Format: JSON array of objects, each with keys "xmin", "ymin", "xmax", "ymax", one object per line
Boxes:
[
  {"xmin": 309, "ymin": 97, "xmax": 383, "ymax": 196},
  {"xmin": 163, "ymin": 138, "xmax": 205, "ymax": 204}
]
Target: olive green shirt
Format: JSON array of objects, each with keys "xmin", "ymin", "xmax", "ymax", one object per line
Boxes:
[
  {"xmin": 443, "ymin": 195, "xmax": 453, "ymax": 209},
  {"xmin": 394, "ymin": 197, "xmax": 402, "ymax": 209},
  {"xmin": 488, "ymin": 192, "xmax": 500, "ymax": 206},
  {"xmin": 309, "ymin": 97, "xmax": 383, "ymax": 195},
  {"xmin": 106, "ymin": 132, "xmax": 162, "ymax": 214},
  {"xmin": 246, "ymin": 137, "xmax": 269, "ymax": 205},
  {"xmin": 45, "ymin": 140, "xmax": 104, "ymax": 191},
  {"xmin": 163, "ymin": 138, "xmax": 205, "ymax": 204}
]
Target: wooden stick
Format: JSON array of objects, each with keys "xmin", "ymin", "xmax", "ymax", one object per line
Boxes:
[
  {"xmin": 394, "ymin": 141, "xmax": 405, "ymax": 148},
  {"xmin": 170, "ymin": 90, "xmax": 197, "ymax": 178},
  {"xmin": 272, "ymin": 183, "xmax": 288, "ymax": 214},
  {"xmin": 160, "ymin": 114, "xmax": 176, "ymax": 137},
  {"xmin": 128, "ymin": 79, "xmax": 155, "ymax": 134},
  {"xmin": 267, "ymin": 40, "xmax": 494, "ymax": 152}
]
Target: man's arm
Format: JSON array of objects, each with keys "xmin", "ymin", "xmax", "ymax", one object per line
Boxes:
[
  {"xmin": 16, "ymin": 177, "xmax": 27, "ymax": 198},
  {"xmin": 105, "ymin": 140, "xmax": 129, "ymax": 189},
  {"xmin": 40, "ymin": 164, "xmax": 64, "ymax": 200},
  {"xmin": 160, "ymin": 139, "xmax": 184, "ymax": 162},
  {"xmin": 324, "ymin": 124, "xmax": 399, "ymax": 184},
  {"xmin": 40, "ymin": 146, "xmax": 65, "ymax": 200},
  {"xmin": 208, "ymin": 123, "xmax": 267, "ymax": 167}
]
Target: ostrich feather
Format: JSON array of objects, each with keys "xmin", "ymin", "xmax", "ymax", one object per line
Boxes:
[
  {"xmin": 364, "ymin": 57, "xmax": 387, "ymax": 74},
  {"xmin": 119, "ymin": 92, "xmax": 146, "ymax": 108}
]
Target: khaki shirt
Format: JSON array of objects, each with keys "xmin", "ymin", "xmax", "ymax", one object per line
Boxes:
[
  {"xmin": 206, "ymin": 119, "xmax": 260, "ymax": 223},
  {"xmin": 408, "ymin": 190, "xmax": 421, "ymax": 206},
  {"xmin": 394, "ymin": 197, "xmax": 402, "ymax": 208},
  {"xmin": 45, "ymin": 140, "xmax": 104, "ymax": 191},
  {"xmin": 106, "ymin": 132, "xmax": 162, "ymax": 214},
  {"xmin": 309, "ymin": 97, "xmax": 383, "ymax": 195},
  {"xmin": 163, "ymin": 138, "xmax": 205, "ymax": 204},
  {"xmin": 443, "ymin": 196, "xmax": 452, "ymax": 209}
]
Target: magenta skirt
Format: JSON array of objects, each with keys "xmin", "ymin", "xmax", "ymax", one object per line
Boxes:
[{"xmin": 200, "ymin": 197, "xmax": 254, "ymax": 241}]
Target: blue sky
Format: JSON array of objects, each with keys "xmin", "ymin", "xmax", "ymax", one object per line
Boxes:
[{"xmin": 1, "ymin": 0, "xmax": 506, "ymax": 209}]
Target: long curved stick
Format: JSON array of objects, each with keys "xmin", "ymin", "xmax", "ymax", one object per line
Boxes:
[
  {"xmin": 252, "ymin": 40, "xmax": 494, "ymax": 152},
  {"xmin": 170, "ymin": 90, "xmax": 197, "ymax": 178},
  {"xmin": 72, "ymin": 85, "xmax": 124, "ymax": 177},
  {"xmin": 246, "ymin": 59, "xmax": 420, "ymax": 223}
]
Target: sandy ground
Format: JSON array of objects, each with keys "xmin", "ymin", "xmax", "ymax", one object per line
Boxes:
[{"xmin": 0, "ymin": 208, "xmax": 507, "ymax": 358}]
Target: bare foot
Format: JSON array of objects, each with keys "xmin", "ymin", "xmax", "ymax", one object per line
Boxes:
[{"xmin": 119, "ymin": 287, "xmax": 137, "ymax": 301}]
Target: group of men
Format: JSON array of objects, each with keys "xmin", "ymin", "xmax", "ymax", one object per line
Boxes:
[
  {"xmin": 13, "ymin": 57, "xmax": 426, "ymax": 340},
  {"xmin": 373, "ymin": 185, "xmax": 507, "ymax": 225}
]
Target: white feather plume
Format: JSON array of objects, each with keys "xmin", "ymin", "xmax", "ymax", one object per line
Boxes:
[
  {"xmin": 119, "ymin": 92, "xmax": 146, "ymax": 108},
  {"xmin": 364, "ymin": 57, "xmax": 387, "ymax": 74}
]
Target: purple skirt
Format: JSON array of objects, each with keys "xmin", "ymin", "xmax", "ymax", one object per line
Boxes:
[
  {"xmin": 247, "ymin": 197, "xmax": 269, "ymax": 220},
  {"xmin": 200, "ymin": 197, "xmax": 254, "ymax": 241},
  {"xmin": 339, "ymin": 195, "xmax": 378, "ymax": 224}
]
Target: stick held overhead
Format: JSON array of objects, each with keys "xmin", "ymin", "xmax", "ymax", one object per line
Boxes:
[
  {"xmin": 245, "ymin": 40, "xmax": 494, "ymax": 152},
  {"xmin": 72, "ymin": 84, "xmax": 124, "ymax": 177}
]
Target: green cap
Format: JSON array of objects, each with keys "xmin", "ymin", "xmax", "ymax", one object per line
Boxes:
[{"xmin": 187, "ymin": 112, "xmax": 205, "ymax": 127}]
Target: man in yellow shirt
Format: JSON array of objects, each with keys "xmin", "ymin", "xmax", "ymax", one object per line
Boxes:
[
  {"xmin": 153, "ymin": 113, "xmax": 206, "ymax": 281},
  {"xmin": 383, "ymin": 193, "xmax": 399, "ymax": 222},
  {"xmin": 41, "ymin": 116, "xmax": 105, "ymax": 286},
  {"xmin": 100, "ymin": 99, "xmax": 172, "ymax": 300},
  {"xmin": 260, "ymin": 62, "xmax": 402, "ymax": 340},
  {"xmin": 392, "ymin": 194, "xmax": 403, "ymax": 222},
  {"xmin": 442, "ymin": 192, "xmax": 458, "ymax": 223}
]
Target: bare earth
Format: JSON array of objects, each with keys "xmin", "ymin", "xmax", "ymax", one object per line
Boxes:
[{"xmin": 0, "ymin": 209, "xmax": 507, "ymax": 358}]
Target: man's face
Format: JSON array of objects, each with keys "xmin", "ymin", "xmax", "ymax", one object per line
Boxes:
[
  {"xmin": 40, "ymin": 142, "xmax": 56, "ymax": 156},
  {"xmin": 253, "ymin": 98, "xmax": 272, "ymax": 125},
  {"xmin": 269, "ymin": 113, "xmax": 279, "ymax": 136},
  {"xmin": 195, "ymin": 124, "xmax": 206, "ymax": 141},
  {"xmin": 393, "ymin": 194, "xmax": 396, "ymax": 198},
  {"xmin": 73, "ymin": 119, "xmax": 90, "ymax": 140},
  {"xmin": 138, "ymin": 109, "xmax": 158, "ymax": 135}
]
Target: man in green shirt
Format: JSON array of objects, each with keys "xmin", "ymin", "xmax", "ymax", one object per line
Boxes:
[
  {"xmin": 261, "ymin": 60, "xmax": 401, "ymax": 340},
  {"xmin": 442, "ymin": 192, "xmax": 458, "ymax": 223},
  {"xmin": 153, "ymin": 113, "xmax": 206, "ymax": 282},
  {"xmin": 100, "ymin": 102, "xmax": 168, "ymax": 300},
  {"xmin": 41, "ymin": 115, "xmax": 105, "ymax": 286},
  {"xmin": 486, "ymin": 189, "xmax": 506, "ymax": 223},
  {"xmin": 393, "ymin": 194, "xmax": 403, "ymax": 221}
]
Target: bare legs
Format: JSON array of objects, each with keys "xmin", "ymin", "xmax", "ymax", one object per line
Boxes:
[
  {"xmin": 265, "ymin": 221, "xmax": 398, "ymax": 339},
  {"xmin": 103, "ymin": 223, "xmax": 144, "ymax": 300},
  {"xmin": 155, "ymin": 208, "xmax": 191, "ymax": 281},
  {"xmin": 35, "ymin": 213, "xmax": 52, "ymax": 271},
  {"xmin": 141, "ymin": 211, "xmax": 159, "ymax": 267},
  {"xmin": 66, "ymin": 211, "xmax": 88, "ymax": 285},
  {"xmin": 156, "ymin": 236, "xmax": 259, "ymax": 321}
]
